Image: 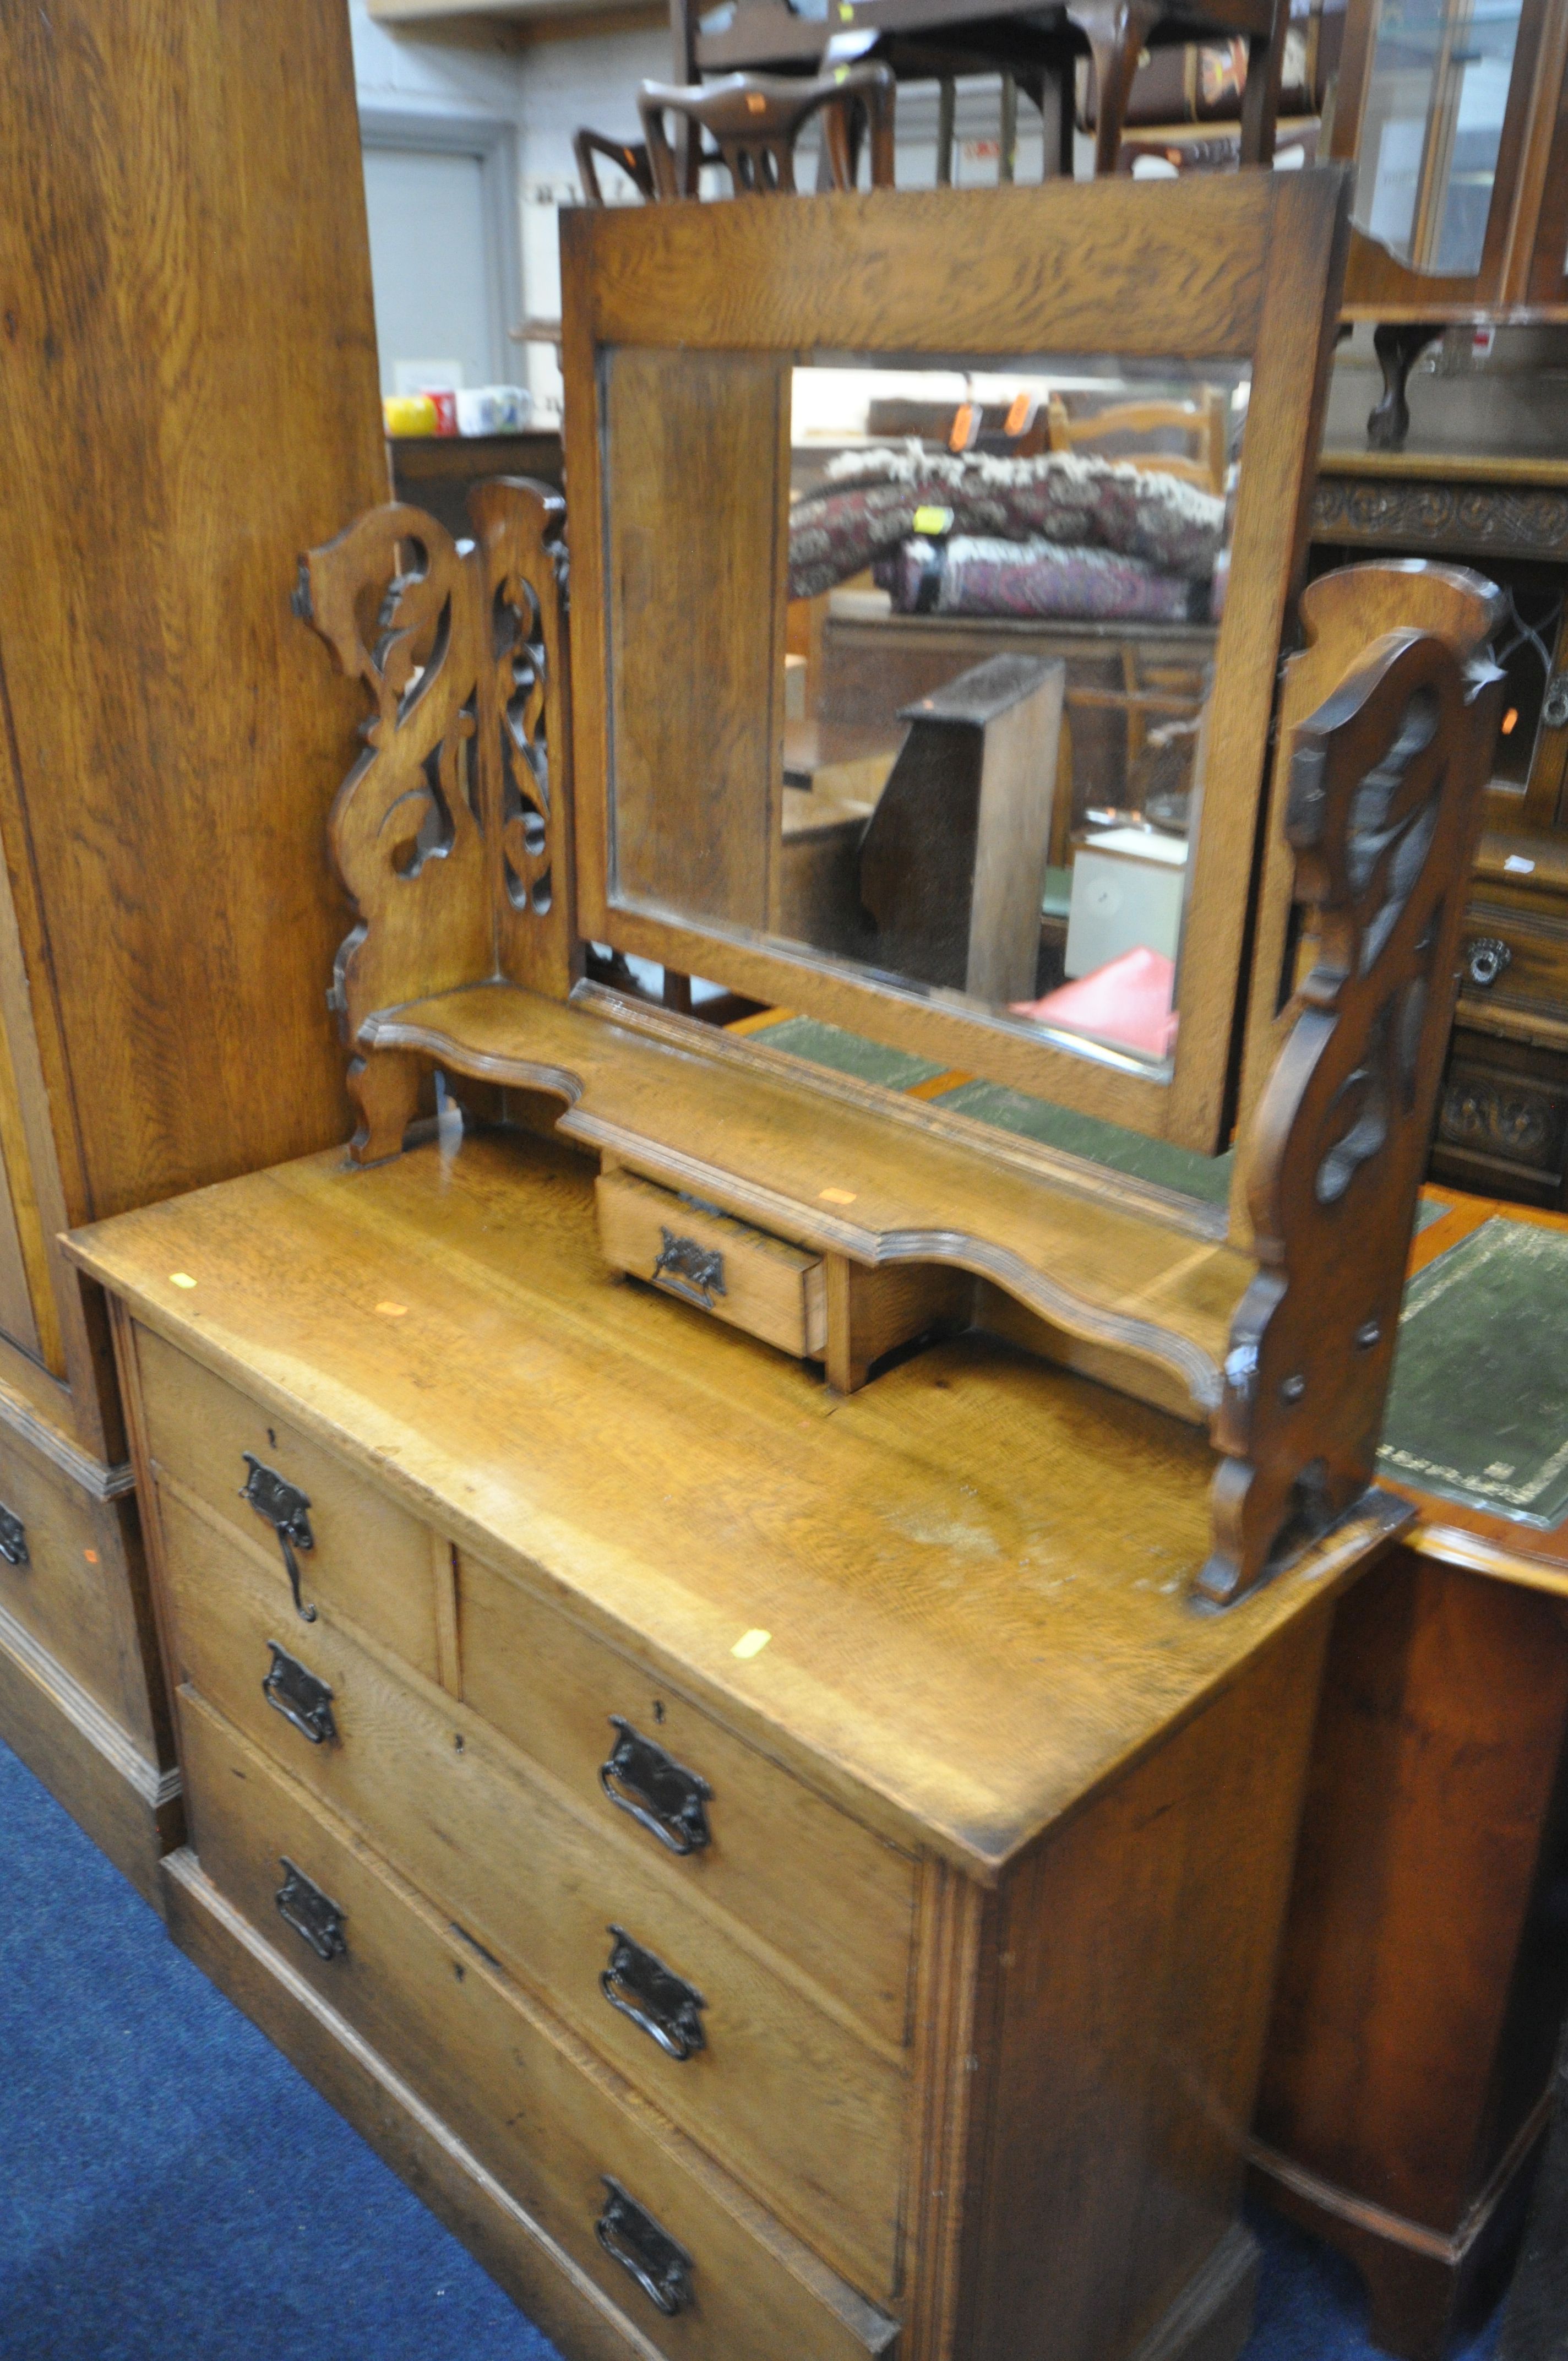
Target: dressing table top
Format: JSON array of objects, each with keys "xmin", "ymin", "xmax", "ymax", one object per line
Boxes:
[{"xmin": 66, "ymin": 1123, "xmax": 1406, "ymax": 1880}]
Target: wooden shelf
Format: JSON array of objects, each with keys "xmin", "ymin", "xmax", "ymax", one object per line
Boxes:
[
  {"xmin": 1319, "ymin": 448, "xmax": 1568, "ymax": 490},
  {"xmin": 366, "ymin": 0, "xmax": 662, "ymax": 33},
  {"xmin": 360, "ymin": 978, "xmax": 1251, "ymax": 1417}
]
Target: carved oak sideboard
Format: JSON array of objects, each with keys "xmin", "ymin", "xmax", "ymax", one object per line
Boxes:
[
  {"xmin": 66, "ymin": 174, "xmax": 1507, "ymax": 2361},
  {"xmin": 1312, "ymin": 449, "xmax": 1568, "ymax": 1209}
]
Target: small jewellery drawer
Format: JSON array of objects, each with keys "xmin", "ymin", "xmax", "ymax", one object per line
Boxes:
[
  {"xmin": 458, "ymin": 1549, "xmax": 917, "ymax": 2052},
  {"xmin": 134, "ymin": 1322, "xmax": 444, "ymax": 1682},
  {"xmin": 178, "ymin": 1691, "xmax": 898, "ymax": 2361},
  {"xmin": 159, "ymin": 1495, "xmax": 906, "ymax": 2297},
  {"xmin": 596, "ymin": 1167, "xmax": 827, "ymax": 1358}
]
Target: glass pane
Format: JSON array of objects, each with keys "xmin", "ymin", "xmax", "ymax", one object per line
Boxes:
[
  {"xmin": 605, "ymin": 351, "xmax": 1250, "ymax": 1080},
  {"xmin": 1353, "ymin": 0, "xmax": 1523, "ymax": 277}
]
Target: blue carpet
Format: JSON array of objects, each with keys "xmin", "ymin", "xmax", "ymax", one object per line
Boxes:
[{"xmin": 0, "ymin": 1736, "xmax": 1506, "ymax": 2359}]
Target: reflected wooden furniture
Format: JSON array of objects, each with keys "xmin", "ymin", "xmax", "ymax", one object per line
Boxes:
[
  {"xmin": 853, "ymin": 654, "xmax": 1066, "ymax": 996},
  {"xmin": 0, "ymin": 0, "xmax": 388, "ymax": 1900},
  {"xmin": 674, "ymin": 0, "xmax": 1293, "ymax": 178},
  {"xmin": 1310, "ymin": 450, "xmax": 1568, "ymax": 1208},
  {"xmin": 389, "ymin": 427, "xmax": 564, "ymax": 544},
  {"xmin": 1254, "ymin": 1186, "xmax": 1568, "ymax": 2360},
  {"xmin": 573, "ymin": 128, "xmax": 657, "ymax": 206},
  {"xmin": 640, "ymin": 66, "xmax": 897, "ymax": 195},
  {"xmin": 1047, "ymin": 387, "xmax": 1229, "ymax": 493},
  {"xmin": 1327, "ymin": 0, "xmax": 1568, "ymax": 447}
]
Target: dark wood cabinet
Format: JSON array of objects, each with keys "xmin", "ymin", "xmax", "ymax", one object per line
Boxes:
[{"xmin": 1310, "ymin": 450, "xmax": 1568, "ymax": 1207}]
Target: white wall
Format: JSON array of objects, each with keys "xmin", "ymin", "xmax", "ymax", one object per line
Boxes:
[{"xmin": 348, "ymin": 0, "xmax": 1095, "ymax": 420}]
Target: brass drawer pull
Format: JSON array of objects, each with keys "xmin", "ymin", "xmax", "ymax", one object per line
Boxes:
[
  {"xmin": 595, "ymin": 2178, "xmax": 694, "ymax": 2317},
  {"xmin": 0, "ymin": 1504, "xmax": 28, "ymax": 1566},
  {"xmin": 1466, "ymin": 935, "xmax": 1512, "ymax": 990},
  {"xmin": 652, "ymin": 1227, "xmax": 726, "ymax": 1310},
  {"xmin": 600, "ymin": 1716, "xmax": 711, "ymax": 1856},
  {"xmin": 601, "ymin": 1925, "xmax": 706, "ymax": 2061},
  {"xmin": 240, "ymin": 1452, "xmax": 317, "ymax": 1622},
  {"xmin": 275, "ymin": 1856, "xmax": 347, "ymax": 1961},
  {"xmin": 262, "ymin": 1640, "xmax": 337, "ymax": 1747}
]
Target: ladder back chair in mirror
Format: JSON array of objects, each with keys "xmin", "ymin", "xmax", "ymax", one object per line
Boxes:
[
  {"xmin": 66, "ymin": 168, "xmax": 1514, "ymax": 2361},
  {"xmin": 638, "ymin": 66, "xmax": 897, "ymax": 197}
]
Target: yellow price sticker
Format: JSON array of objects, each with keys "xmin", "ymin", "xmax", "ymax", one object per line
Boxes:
[{"xmin": 912, "ymin": 504, "xmax": 954, "ymax": 537}]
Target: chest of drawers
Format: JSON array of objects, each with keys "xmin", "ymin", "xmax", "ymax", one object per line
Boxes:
[{"xmin": 68, "ymin": 1123, "xmax": 1408, "ymax": 2361}]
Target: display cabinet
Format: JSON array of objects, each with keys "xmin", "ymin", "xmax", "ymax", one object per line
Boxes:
[
  {"xmin": 1326, "ymin": 0, "xmax": 1568, "ymax": 443},
  {"xmin": 1310, "ymin": 447, "xmax": 1568, "ymax": 1205}
]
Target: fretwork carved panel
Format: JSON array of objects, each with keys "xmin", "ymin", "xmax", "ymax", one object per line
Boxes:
[{"xmin": 297, "ymin": 480, "xmax": 576, "ymax": 1154}]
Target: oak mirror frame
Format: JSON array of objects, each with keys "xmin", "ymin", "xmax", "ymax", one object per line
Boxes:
[{"xmin": 563, "ymin": 170, "xmax": 1352, "ymax": 1156}]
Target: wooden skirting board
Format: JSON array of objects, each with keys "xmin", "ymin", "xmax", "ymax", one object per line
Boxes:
[{"xmin": 0, "ymin": 1594, "xmax": 181, "ymax": 1910}]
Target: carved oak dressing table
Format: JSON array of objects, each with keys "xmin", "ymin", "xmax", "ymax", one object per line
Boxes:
[{"xmin": 66, "ymin": 174, "xmax": 1504, "ymax": 2361}]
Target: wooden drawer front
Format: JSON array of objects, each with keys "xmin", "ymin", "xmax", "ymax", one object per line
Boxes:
[
  {"xmin": 459, "ymin": 1549, "xmax": 917, "ymax": 2053},
  {"xmin": 1458, "ymin": 908, "xmax": 1568, "ymax": 1022},
  {"xmin": 596, "ymin": 1169, "xmax": 827, "ymax": 1358},
  {"xmin": 134, "ymin": 1323, "xmax": 443, "ymax": 1681},
  {"xmin": 160, "ymin": 1494, "xmax": 906, "ymax": 2297},
  {"xmin": 179, "ymin": 1691, "xmax": 897, "ymax": 2361},
  {"xmin": 0, "ymin": 1421, "xmax": 157, "ymax": 1753}
]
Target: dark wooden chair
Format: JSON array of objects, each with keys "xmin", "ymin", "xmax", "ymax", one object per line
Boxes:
[
  {"xmin": 638, "ymin": 66, "xmax": 896, "ymax": 198},
  {"xmin": 572, "ymin": 128, "xmax": 657, "ymax": 207},
  {"xmin": 673, "ymin": 0, "xmax": 1292, "ymax": 179}
]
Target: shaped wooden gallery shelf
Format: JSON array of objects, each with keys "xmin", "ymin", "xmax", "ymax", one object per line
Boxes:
[{"xmin": 296, "ymin": 486, "xmax": 1502, "ymax": 1609}]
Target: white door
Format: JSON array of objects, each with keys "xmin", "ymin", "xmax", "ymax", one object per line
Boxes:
[{"xmin": 362, "ymin": 141, "xmax": 502, "ymax": 396}]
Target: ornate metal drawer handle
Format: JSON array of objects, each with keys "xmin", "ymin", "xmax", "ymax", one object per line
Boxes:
[
  {"xmin": 240, "ymin": 1452, "xmax": 317, "ymax": 1622},
  {"xmin": 601, "ymin": 1925, "xmax": 706, "ymax": 2061},
  {"xmin": 0, "ymin": 1503, "xmax": 28, "ymax": 1567},
  {"xmin": 1543, "ymin": 671, "xmax": 1568, "ymax": 733},
  {"xmin": 594, "ymin": 2179, "xmax": 694, "ymax": 2317},
  {"xmin": 1465, "ymin": 935, "xmax": 1512, "ymax": 990},
  {"xmin": 651, "ymin": 1228, "xmax": 726, "ymax": 1310},
  {"xmin": 262, "ymin": 1641, "xmax": 337, "ymax": 1746},
  {"xmin": 600, "ymin": 1716, "xmax": 711, "ymax": 1857},
  {"xmin": 275, "ymin": 1857, "xmax": 347, "ymax": 1961}
]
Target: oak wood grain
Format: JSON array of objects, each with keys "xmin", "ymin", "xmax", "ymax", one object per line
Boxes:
[
  {"xmin": 360, "ymin": 980, "xmax": 1250, "ymax": 1419},
  {"xmin": 0, "ymin": 1592, "xmax": 181, "ymax": 1912},
  {"xmin": 562, "ymin": 170, "xmax": 1349, "ymax": 1154},
  {"xmin": 457, "ymin": 1543, "xmax": 917, "ymax": 2047},
  {"xmin": 177, "ymin": 1696, "xmax": 900, "ymax": 2358},
  {"xmin": 0, "ymin": 0, "xmax": 385, "ymax": 1239},
  {"xmin": 161, "ymin": 1501, "xmax": 907, "ymax": 2298},
  {"xmin": 137, "ymin": 1323, "xmax": 446, "ymax": 1685},
  {"xmin": 596, "ymin": 1167, "xmax": 828, "ymax": 1358},
  {"xmin": 66, "ymin": 1123, "xmax": 1406, "ymax": 1878}
]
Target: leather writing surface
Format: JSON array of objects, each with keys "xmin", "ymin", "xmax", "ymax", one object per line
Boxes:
[{"xmin": 1379, "ymin": 1218, "xmax": 1568, "ymax": 1527}]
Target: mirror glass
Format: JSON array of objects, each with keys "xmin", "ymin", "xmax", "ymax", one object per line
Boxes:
[
  {"xmin": 1351, "ymin": 0, "xmax": 1523, "ymax": 277},
  {"xmin": 606, "ymin": 351, "xmax": 1249, "ymax": 1078}
]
